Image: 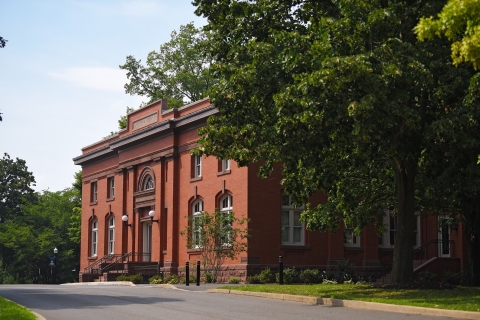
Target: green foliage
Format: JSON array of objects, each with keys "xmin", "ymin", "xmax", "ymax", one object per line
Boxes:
[
  {"xmin": 118, "ymin": 106, "xmax": 135, "ymax": 130},
  {"xmin": 129, "ymin": 274, "xmax": 143, "ymax": 284},
  {"xmin": 246, "ymin": 275, "xmax": 263, "ymax": 284},
  {"xmin": 228, "ymin": 276, "xmax": 240, "ymax": 284},
  {"xmin": 259, "ymin": 268, "xmax": 274, "ymax": 284},
  {"xmin": 416, "ymin": 271, "xmax": 437, "ymax": 284},
  {"xmin": 276, "ymin": 267, "xmax": 298, "ymax": 284},
  {"xmin": 179, "ymin": 274, "xmax": 197, "ymax": 284},
  {"xmin": 119, "ymin": 22, "xmax": 213, "ymax": 106},
  {"xmin": 148, "ymin": 275, "xmax": 163, "ymax": 284},
  {"xmin": 164, "ymin": 274, "xmax": 179, "ymax": 284},
  {"xmin": 442, "ymin": 271, "xmax": 461, "ymax": 286},
  {"xmin": 0, "ymin": 153, "xmax": 36, "ymax": 222},
  {"xmin": 325, "ymin": 260, "xmax": 358, "ymax": 284},
  {"xmin": 299, "ymin": 269, "xmax": 322, "ymax": 284},
  {"xmin": 415, "ymin": 0, "xmax": 480, "ymax": 69},
  {"xmin": 0, "ymin": 296, "xmax": 36, "ymax": 320},
  {"xmin": 116, "ymin": 274, "xmax": 130, "ymax": 281},
  {"xmin": 182, "ymin": 209, "xmax": 249, "ymax": 283}
]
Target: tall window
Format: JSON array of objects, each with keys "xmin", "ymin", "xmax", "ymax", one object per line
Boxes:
[
  {"xmin": 222, "ymin": 159, "xmax": 230, "ymax": 171},
  {"xmin": 344, "ymin": 222, "xmax": 360, "ymax": 247},
  {"xmin": 220, "ymin": 194, "xmax": 233, "ymax": 244},
  {"xmin": 194, "ymin": 155, "xmax": 202, "ymax": 178},
  {"xmin": 108, "ymin": 217, "xmax": 115, "ymax": 254},
  {"xmin": 192, "ymin": 200, "xmax": 203, "ymax": 248},
  {"xmin": 379, "ymin": 211, "xmax": 420, "ymax": 248},
  {"xmin": 281, "ymin": 194, "xmax": 304, "ymax": 245},
  {"xmin": 91, "ymin": 219, "xmax": 98, "ymax": 256},
  {"xmin": 91, "ymin": 182, "xmax": 98, "ymax": 202},
  {"xmin": 144, "ymin": 176, "xmax": 154, "ymax": 190},
  {"xmin": 107, "ymin": 177, "xmax": 115, "ymax": 199}
]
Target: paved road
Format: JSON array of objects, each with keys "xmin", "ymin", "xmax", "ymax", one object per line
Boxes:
[{"xmin": 0, "ymin": 284, "xmax": 456, "ymax": 320}]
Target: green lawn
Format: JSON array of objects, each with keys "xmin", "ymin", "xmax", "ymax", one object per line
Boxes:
[
  {"xmin": 217, "ymin": 284, "xmax": 480, "ymax": 312},
  {"xmin": 0, "ymin": 296, "xmax": 36, "ymax": 320}
]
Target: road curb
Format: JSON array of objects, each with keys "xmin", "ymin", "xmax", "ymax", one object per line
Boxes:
[
  {"xmin": 207, "ymin": 289, "xmax": 480, "ymax": 319},
  {"xmin": 61, "ymin": 281, "xmax": 135, "ymax": 286}
]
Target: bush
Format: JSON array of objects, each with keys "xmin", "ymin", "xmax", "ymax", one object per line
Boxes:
[
  {"xmin": 164, "ymin": 274, "xmax": 179, "ymax": 284},
  {"xmin": 116, "ymin": 274, "xmax": 130, "ymax": 282},
  {"xmin": 129, "ymin": 274, "xmax": 143, "ymax": 284},
  {"xmin": 246, "ymin": 275, "xmax": 263, "ymax": 284},
  {"xmin": 442, "ymin": 271, "xmax": 460, "ymax": 285},
  {"xmin": 416, "ymin": 271, "xmax": 437, "ymax": 284},
  {"xmin": 259, "ymin": 268, "xmax": 274, "ymax": 283},
  {"xmin": 228, "ymin": 276, "xmax": 240, "ymax": 284},
  {"xmin": 179, "ymin": 274, "xmax": 197, "ymax": 284},
  {"xmin": 322, "ymin": 260, "xmax": 358, "ymax": 284},
  {"xmin": 299, "ymin": 269, "xmax": 322, "ymax": 284},
  {"xmin": 275, "ymin": 267, "xmax": 298, "ymax": 284},
  {"xmin": 204, "ymin": 272, "xmax": 215, "ymax": 283},
  {"xmin": 149, "ymin": 275, "xmax": 163, "ymax": 284},
  {"xmin": 2, "ymin": 275, "xmax": 17, "ymax": 284}
]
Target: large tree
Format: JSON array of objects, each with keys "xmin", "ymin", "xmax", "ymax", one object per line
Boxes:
[
  {"xmin": 120, "ymin": 23, "xmax": 213, "ymax": 108},
  {"xmin": 0, "ymin": 153, "xmax": 36, "ymax": 222},
  {"xmin": 193, "ymin": 0, "xmax": 475, "ymax": 283}
]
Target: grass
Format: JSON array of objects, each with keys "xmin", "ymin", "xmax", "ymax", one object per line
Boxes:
[
  {"xmin": 0, "ymin": 296, "xmax": 36, "ymax": 320},
  {"xmin": 217, "ymin": 283, "xmax": 480, "ymax": 312}
]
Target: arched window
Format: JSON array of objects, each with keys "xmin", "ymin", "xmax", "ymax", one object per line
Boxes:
[
  {"xmin": 220, "ymin": 195, "xmax": 233, "ymax": 244},
  {"xmin": 192, "ymin": 200, "xmax": 203, "ymax": 248},
  {"xmin": 144, "ymin": 176, "xmax": 154, "ymax": 190},
  {"xmin": 108, "ymin": 216, "xmax": 115, "ymax": 254},
  {"xmin": 91, "ymin": 219, "xmax": 98, "ymax": 257}
]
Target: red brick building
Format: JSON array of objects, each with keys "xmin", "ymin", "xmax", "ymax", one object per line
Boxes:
[{"xmin": 74, "ymin": 98, "xmax": 467, "ymax": 282}]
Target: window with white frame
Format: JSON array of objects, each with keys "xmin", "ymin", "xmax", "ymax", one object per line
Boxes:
[
  {"xmin": 192, "ymin": 200, "xmax": 203, "ymax": 248},
  {"xmin": 91, "ymin": 182, "xmax": 98, "ymax": 203},
  {"xmin": 91, "ymin": 219, "xmax": 98, "ymax": 256},
  {"xmin": 194, "ymin": 155, "xmax": 202, "ymax": 178},
  {"xmin": 379, "ymin": 210, "xmax": 420, "ymax": 248},
  {"xmin": 344, "ymin": 222, "xmax": 360, "ymax": 247},
  {"xmin": 107, "ymin": 177, "xmax": 114, "ymax": 199},
  {"xmin": 144, "ymin": 176, "xmax": 154, "ymax": 190},
  {"xmin": 281, "ymin": 194, "xmax": 304, "ymax": 245},
  {"xmin": 108, "ymin": 217, "xmax": 115, "ymax": 254},
  {"xmin": 222, "ymin": 159, "xmax": 230, "ymax": 171},
  {"xmin": 220, "ymin": 194, "xmax": 233, "ymax": 244}
]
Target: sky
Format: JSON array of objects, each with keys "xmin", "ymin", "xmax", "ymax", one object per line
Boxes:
[{"xmin": 0, "ymin": 0, "xmax": 206, "ymax": 192}]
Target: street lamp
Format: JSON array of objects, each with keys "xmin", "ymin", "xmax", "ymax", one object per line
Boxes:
[
  {"xmin": 122, "ymin": 214, "xmax": 131, "ymax": 227},
  {"xmin": 149, "ymin": 208, "xmax": 158, "ymax": 223},
  {"xmin": 53, "ymin": 247, "xmax": 58, "ymax": 284}
]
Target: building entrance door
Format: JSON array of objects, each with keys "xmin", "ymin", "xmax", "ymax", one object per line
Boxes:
[
  {"xmin": 143, "ymin": 222, "xmax": 152, "ymax": 262},
  {"xmin": 438, "ymin": 216, "xmax": 450, "ymax": 257}
]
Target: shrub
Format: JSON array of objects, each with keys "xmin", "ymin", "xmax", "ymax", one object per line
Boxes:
[
  {"xmin": 259, "ymin": 268, "xmax": 274, "ymax": 283},
  {"xmin": 116, "ymin": 275, "xmax": 130, "ymax": 281},
  {"xmin": 299, "ymin": 269, "xmax": 322, "ymax": 284},
  {"xmin": 129, "ymin": 274, "xmax": 143, "ymax": 284},
  {"xmin": 275, "ymin": 267, "xmax": 297, "ymax": 284},
  {"xmin": 442, "ymin": 271, "xmax": 460, "ymax": 285},
  {"xmin": 164, "ymin": 274, "xmax": 179, "ymax": 284},
  {"xmin": 246, "ymin": 275, "xmax": 263, "ymax": 284},
  {"xmin": 179, "ymin": 274, "xmax": 197, "ymax": 284},
  {"xmin": 204, "ymin": 272, "xmax": 215, "ymax": 283},
  {"xmin": 228, "ymin": 276, "xmax": 240, "ymax": 284},
  {"xmin": 416, "ymin": 271, "xmax": 437, "ymax": 284},
  {"xmin": 322, "ymin": 279, "xmax": 338, "ymax": 284},
  {"xmin": 149, "ymin": 275, "xmax": 163, "ymax": 284}
]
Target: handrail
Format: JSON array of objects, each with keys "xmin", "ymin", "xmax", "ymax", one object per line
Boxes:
[
  {"xmin": 100, "ymin": 252, "xmax": 152, "ymax": 273},
  {"xmin": 83, "ymin": 254, "xmax": 121, "ymax": 274}
]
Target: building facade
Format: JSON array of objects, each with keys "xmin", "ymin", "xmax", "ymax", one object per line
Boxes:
[{"xmin": 74, "ymin": 98, "xmax": 467, "ymax": 282}]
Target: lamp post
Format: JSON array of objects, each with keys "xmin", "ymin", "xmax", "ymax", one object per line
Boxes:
[{"xmin": 53, "ymin": 247, "xmax": 58, "ymax": 284}]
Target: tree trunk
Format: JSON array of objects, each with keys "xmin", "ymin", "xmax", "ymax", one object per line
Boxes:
[
  {"xmin": 391, "ymin": 158, "xmax": 416, "ymax": 284},
  {"xmin": 462, "ymin": 207, "xmax": 480, "ymax": 286}
]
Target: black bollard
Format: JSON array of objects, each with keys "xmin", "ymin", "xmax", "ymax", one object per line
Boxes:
[
  {"xmin": 196, "ymin": 260, "xmax": 200, "ymax": 286},
  {"xmin": 186, "ymin": 261, "xmax": 190, "ymax": 286},
  {"xmin": 279, "ymin": 256, "xmax": 284, "ymax": 285}
]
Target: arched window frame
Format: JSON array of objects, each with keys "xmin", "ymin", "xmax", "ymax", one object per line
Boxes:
[
  {"xmin": 91, "ymin": 219, "xmax": 98, "ymax": 257},
  {"xmin": 219, "ymin": 194, "xmax": 233, "ymax": 245},
  {"xmin": 144, "ymin": 176, "xmax": 154, "ymax": 190},
  {"xmin": 108, "ymin": 216, "xmax": 115, "ymax": 254},
  {"xmin": 192, "ymin": 199, "xmax": 204, "ymax": 248}
]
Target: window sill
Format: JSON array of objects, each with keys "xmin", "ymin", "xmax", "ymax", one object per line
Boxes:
[
  {"xmin": 106, "ymin": 197, "xmax": 115, "ymax": 202},
  {"xmin": 217, "ymin": 169, "xmax": 231, "ymax": 176},
  {"xmin": 190, "ymin": 176, "xmax": 202, "ymax": 183},
  {"xmin": 89, "ymin": 201, "xmax": 97, "ymax": 206},
  {"xmin": 87, "ymin": 256, "xmax": 98, "ymax": 261},
  {"xmin": 187, "ymin": 248, "xmax": 202, "ymax": 253},
  {"xmin": 344, "ymin": 246, "xmax": 364, "ymax": 251},
  {"xmin": 280, "ymin": 245, "xmax": 310, "ymax": 250}
]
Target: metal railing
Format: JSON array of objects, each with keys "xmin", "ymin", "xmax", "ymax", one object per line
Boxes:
[
  {"xmin": 100, "ymin": 252, "xmax": 152, "ymax": 273},
  {"xmin": 83, "ymin": 254, "xmax": 122, "ymax": 274}
]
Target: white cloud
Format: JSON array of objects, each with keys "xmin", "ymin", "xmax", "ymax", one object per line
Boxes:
[{"xmin": 49, "ymin": 67, "xmax": 126, "ymax": 92}]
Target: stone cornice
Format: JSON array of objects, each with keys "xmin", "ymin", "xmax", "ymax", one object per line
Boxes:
[{"xmin": 73, "ymin": 105, "xmax": 217, "ymax": 166}]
